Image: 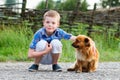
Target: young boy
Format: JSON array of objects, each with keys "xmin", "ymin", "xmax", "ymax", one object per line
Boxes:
[{"xmin": 28, "ymin": 10, "xmax": 76, "ymax": 72}]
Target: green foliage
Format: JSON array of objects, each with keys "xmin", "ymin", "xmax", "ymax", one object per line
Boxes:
[
  {"xmin": 36, "ymin": 0, "xmax": 88, "ymax": 11},
  {"xmin": 0, "ymin": 24, "xmax": 33, "ymax": 61},
  {"xmin": 57, "ymin": 0, "xmax": 88, "ymax": 11},
  {"xmin": 100, "ymin": 0, "xmax": 120, "ymax": 8},
  {"xmin": 36, "ymin": 0, "xmax": 55, "ymax": 10},
  {"xmin": 60, "ymin": 0, "xmax": 77, "ymax": 11},
  {"xmin": 92, "ymin": 33, "xmax": 120, "ymax": 61},
  {"xmin": 80, "ymin": 0, "xmax": 89, "ymax": 11},
  {"xmin": 60, "ymin": 40, "xmax": 75, "ymax": 62}
]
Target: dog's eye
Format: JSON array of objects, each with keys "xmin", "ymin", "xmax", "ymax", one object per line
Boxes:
[{"xmin": 76, "ymin": 39, "xmax": 80, "ymax": 42}]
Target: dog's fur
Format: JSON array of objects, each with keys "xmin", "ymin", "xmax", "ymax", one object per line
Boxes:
[{"xmin": 67, "ymin": 35, "xmax": 99, "ymax": 73}]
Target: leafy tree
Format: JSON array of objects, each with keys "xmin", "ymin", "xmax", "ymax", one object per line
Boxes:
[
  {"xmin": 36, "ymin": 0, "xmax": 89, "ymax": 11},
  {"xmin": 100, "ymin": 0, "xmax": 120, "ymax": 8},
  {"xmin": 36, "ymin": 0, "xmax": 55, "ymax": 10},
  {"xmin": 80, "ymin": 0, "xmax": 89, "ymax": 11},
  {"xmin": 61, "ymin": 0, "xmax": 77, "ymax": 11},
  {"xmin": 54, "ymin": 0, "xmax": 62, "ymax": 10},
  {"xmin": 57, "ymin": 0, "xmax": 89, "ymax": 11}
]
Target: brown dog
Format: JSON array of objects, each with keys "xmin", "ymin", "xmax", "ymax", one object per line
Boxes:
[{"xmin": 67, "ymin": 35, "xmax": 99, "ymax": 73}]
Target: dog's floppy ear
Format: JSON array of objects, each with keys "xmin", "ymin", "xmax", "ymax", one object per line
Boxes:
[{"xmin": 84, "ymin": 38, "xmax": 90, "ymax": 47}]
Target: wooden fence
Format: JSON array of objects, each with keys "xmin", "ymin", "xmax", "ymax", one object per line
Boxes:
[{"xmin": 0, "ymin": 7, "xmax": 120, "ymax": 37}]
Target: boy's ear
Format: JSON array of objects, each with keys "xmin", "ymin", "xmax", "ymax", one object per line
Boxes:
[
  {"xmin": 57, "ymin": 22, "xmax": 60, "ymax": 27},
  {"xmin": 43, "ymin": 20, "xmax": 45, "ymax": 26},
  {"xmin": 42, "ymin": 20, "xmax": 44, "ymax": 23}
]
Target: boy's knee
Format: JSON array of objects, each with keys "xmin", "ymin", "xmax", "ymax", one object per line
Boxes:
[
  {"xmin": 36, "ymin": 40, "xmax": 47, "ymax": 52},
  {"xmin": 51, "ymin": 39, "xmax": 62, "ymax": 54},
  {"xmin": 51, "ymin": 39, "xmax": 62, "ymax": 47}
]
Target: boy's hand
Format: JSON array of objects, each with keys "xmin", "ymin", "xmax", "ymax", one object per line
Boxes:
[
  {"xmin": 70, "ymin": 36, "xmax": 76, "ymax": 42},
  {"xmin": 44, "ymin": 43, "xmax": 52, "ymax": 54}
]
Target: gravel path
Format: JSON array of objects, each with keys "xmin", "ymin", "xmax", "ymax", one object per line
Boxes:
[{"xmin": 0, "ymin": 62, "xmax": 120, "ymax": 80}]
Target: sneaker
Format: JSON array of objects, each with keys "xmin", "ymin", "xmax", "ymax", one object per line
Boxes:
[
  {"xmin": 28, "ymin": 64, "xmax": 39, "ymax": 72},
  {"xmin": 52, "ymin": 64, "xmax": 62, "ymax": 72}
]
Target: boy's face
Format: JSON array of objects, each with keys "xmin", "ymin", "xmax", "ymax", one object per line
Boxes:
[{"xmin": 43, "ymin": 16, "xmax": 59, "ymax": 35}]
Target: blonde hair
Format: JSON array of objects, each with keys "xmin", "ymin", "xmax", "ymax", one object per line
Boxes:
[{"xmin": 43, "ymin": 10, "xmax": 60, "ymax": 22}]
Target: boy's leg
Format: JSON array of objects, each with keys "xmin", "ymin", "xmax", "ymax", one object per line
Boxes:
[
  {"xmin": 28, "ymin": 40, "xmax": 47, "ymax": 71},
  {"xmin": 34, "ymin": 39, "xmax": 47, "ymax": 64},
  {"xmin": 52, "ymin": 54, "xmax": 60, "ymax": 64},
  {"xmin": 51, "ymin": 39, "xmax": 62, "ymax": 71}
]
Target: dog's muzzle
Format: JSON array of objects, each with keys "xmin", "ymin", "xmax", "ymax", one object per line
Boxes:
[{"xmin": 72, "ymin": 44, "xmax": 79, "ymax": 48}]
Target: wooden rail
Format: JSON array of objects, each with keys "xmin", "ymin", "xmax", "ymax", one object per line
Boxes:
[{"xmin": 0, "ymin": 7, "xmax": 120, "ymax": 37}]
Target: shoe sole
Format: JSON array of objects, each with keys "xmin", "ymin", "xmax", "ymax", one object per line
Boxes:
[
  {"xmin": 28, "ymin": 69, "xmax": 38, "ymax": 72},
  {"xmin": 53, "ymin": 69, "xmax": 62, "ymax": 72}
]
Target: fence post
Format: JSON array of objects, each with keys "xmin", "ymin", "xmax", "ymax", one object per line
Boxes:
[
  {"xmin": 21, "ymin": 0, "xmax": 27, "ymax": 18},
  {"xmin": 87, "ymin": 3, "xmax": 96, "ymax": 37},
  {"xmin": 45, "ymin": 0, "xmax": 48, "ymax": 9},
  {"xmin": 67, "ymin": 0, "xmax": 80, "ymax": 32}
]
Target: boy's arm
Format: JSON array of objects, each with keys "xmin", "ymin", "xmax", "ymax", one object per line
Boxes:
[
  {"xmin": 28, "ymin": 48, "xmax": 46, "ymax": 58},
  {"xmin": 28, "ymin": 43, "xmax": 52, "ymax": 58},
  {"xmin": 69, "ymin": 36, "xmax": 76, "ymax": 42}
]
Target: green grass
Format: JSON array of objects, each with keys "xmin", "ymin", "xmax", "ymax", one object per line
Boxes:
[
  {"xmin": 91, "ymin": 31, "xmax": 120, "ymax": 62},
  {"xmin": 0, "ymin": 25, "xmax": 33, "ymax": 61},
  {"xmin": 0, "ymin": 23, "xmax": 120, "ymax": 62},
  {"xmin": 60, "ymin": 40, "xmax": 76, "ymax": 62}
]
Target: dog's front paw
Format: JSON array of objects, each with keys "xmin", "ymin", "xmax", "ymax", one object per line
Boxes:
[
  {"xmin": 76, "ymin": 70, "xmax": 82, "ymax": 73},
  {"xmin": 88, "ymin": 69, "xmax": 96, "ymax": 72}
]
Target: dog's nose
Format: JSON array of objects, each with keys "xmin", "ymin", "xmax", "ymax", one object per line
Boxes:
[
  {"xmin": 72, "ymin": 44, "xmax": 79, "ymax": 48},
  {"xmin": 72, "ymin": 44, "xmax": 74, "ymax": 47}
]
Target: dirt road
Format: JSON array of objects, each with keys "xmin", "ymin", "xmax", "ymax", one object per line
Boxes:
[{"xmin": 0, "ymin": 62, "xmax": 120, "ymax": 80}]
